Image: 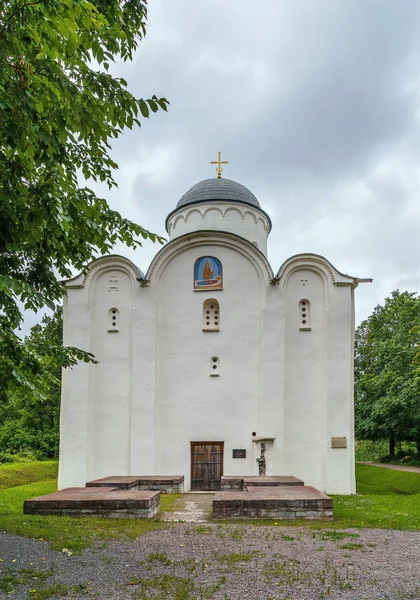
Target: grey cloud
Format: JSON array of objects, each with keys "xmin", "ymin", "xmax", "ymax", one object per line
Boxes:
[{"xmin": 22, "ymin": 0, "xmax": 420, "ymax": 334}]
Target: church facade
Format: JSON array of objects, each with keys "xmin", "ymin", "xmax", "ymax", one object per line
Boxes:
[{"xmin": 59, "ymin": 175, "xmax": 363, "ymax": 494}]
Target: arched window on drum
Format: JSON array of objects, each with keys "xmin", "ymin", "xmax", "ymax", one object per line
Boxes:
[
  {"xmin": 202, "ymin": 299, "xmax": 220, "ymax": 332},
  {"xmin": 299, "ymin": 299, "xmax": 311, "ymax": 331}
]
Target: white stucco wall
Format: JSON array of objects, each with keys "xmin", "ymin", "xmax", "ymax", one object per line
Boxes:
[
  {"xmin": 325, "ymin": 286, "xmax": 356, "ymax": 494},
  {"xmin": 153, "ymin": 243, "xmax": 266, "ymax": 489},
  {"xmin": 58, "ymin": 258, "xmax": 140, "ymax": 489},
  {"xmin": 86, "ymin": 268, "xmax": 133, "ymax": 481},
  {"xmin": 59, "ymin": 231, "xmax": 358, "ymax": 494},
  {"xmin": 282, "ymin": 269, "xmax": 327, "ymax": 490},
  {"xmin": 59, "ymin": 290, "xmax": 91, "ymax": 489}
]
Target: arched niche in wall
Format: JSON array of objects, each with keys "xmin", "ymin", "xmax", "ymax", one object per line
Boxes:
[
  {"xmin": 279, "ymin": 265, "xmax": 331, "ymax": 310},
  {"xmin": 86, "ymin": 261, "xmax": 135, "ymax": 480},
  {"xmin": 210, "ymin": 356, "xmax": 220, "ymax": 376},
  {"xmin": 202, "ymin": 298, "xmax": 220, "ymax": 331},
  {"xmin": 108, "ymin": 307, "xmax": 119, "ymax": 332},
  {"xmin": 299, "ymin": 299, "xmax": 311, "ymax": 331},
  {"xmin": 146, "ymin": 232, "xmax": 274, "ymax": 286}
]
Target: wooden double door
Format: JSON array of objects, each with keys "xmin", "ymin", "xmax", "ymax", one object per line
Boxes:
[{"xmin": 190, "ymin": 442, "xmax": 224, "ymax": 491}]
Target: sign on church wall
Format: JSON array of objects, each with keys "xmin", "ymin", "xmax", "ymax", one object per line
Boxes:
[
  {"xmin": 232, "ymin": 449, "xmax": 246, "ymax": 458},
  {"xmin": 331, "ymin": 437, "xmax": 347, "ymax": 448},
  {"xmin": 194, "ymin": 256, "xmax": 223, "ymax": 290}
]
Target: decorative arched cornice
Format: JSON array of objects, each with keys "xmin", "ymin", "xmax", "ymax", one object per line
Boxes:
[
  {"xmin": 146, "ymin": 230, "xmax": 274, "ymax": 284},
  {"xmin": 168, "ymin": 203, "xmax": 270, "ymax": 235},
  {"xmin": 223, "ymin": 206, "xmax": 246, "ymax": 220},
  {"xmin": 202, "ymin": 206, "xmax": 224, "ymax": 219},
  {"xmin": 243, "ymin": 210, "xmax": 258, "ymax": 225},
  {"xmin": 274, "ymin": 253, "xmax": 358, "ymax": 289},
  {"xmin": 166, "ymin": 201, "xmax": 272, "ymax": 234},
  {"xmin": 63, "ymin": 255, "xmax": 145, "ymax": 289},
  {"xmin": 170, "ymin": 213, "xmax": 184, "ymax": 231},
  {"xmin": 257, "ymin": 216, "xmax": 267, "ymax": 229},
  {"xmin": 185, "ymin": 207, "xmax": 204, "ymax": 221}
]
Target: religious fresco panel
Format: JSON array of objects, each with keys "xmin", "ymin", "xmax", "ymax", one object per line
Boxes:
[{"xmin": 194, "ymin": 256, "xmax": 223, "ymax": 290}]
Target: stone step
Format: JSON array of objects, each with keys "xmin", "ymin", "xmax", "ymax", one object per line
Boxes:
[
  {"xmin": 86, "ymin": 475, "xmax": 184, "ymax": 493},
  {"xmin": 24, "ymin": 487, "xmax": 160, "ymax": 519},
  {"xmin": 244, "ymin": 476, "xmax": 304, "ymax": 487},
  {"xmin": 213, "ymin": 485, "xmax": 333, "ymax": 520},
  {"xmin": 221, "ymin": 475, "xmax": 304, "ymax": 491}
]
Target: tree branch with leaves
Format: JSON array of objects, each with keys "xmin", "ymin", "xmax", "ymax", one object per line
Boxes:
[{"xmin": 0, "ymin": 0, "xmax": 168, "ymax": 396}]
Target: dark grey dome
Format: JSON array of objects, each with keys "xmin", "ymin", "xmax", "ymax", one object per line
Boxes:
[{"xmin": 176, "ymin": 178, "xmax": 260, "ymax": 209}]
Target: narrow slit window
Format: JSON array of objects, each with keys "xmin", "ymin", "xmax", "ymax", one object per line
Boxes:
[
  {"xmin": 108, "ymin": 307, "xmax": 119, "ymax": 332},
  {"xmin": 210, "ymin": 356, "xmax": 220, "ymax": 377},
  {"xmin": 299, "ymin": 299, "xmax": 311, "ymax": 331},
  {"xmin": 202, "ymin": 298, "xmax": 220, "ymax": 332}
]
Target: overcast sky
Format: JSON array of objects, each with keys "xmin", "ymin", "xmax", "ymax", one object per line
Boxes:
[{"xmin": 26, "ymin": 0, "xmax": 420, "ymax": 333}]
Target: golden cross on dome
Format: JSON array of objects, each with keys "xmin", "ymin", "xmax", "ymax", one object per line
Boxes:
[{"xmin": 211, "ymin": 151, "xmax": 229, "ymax": 178}]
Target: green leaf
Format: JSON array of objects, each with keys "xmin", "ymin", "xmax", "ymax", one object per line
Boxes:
[
  {"xmin": 139, "ymin": 99, "xmax": 149, "ymax": 118},
  {"xmin": 147, "ymin": 99, "xmax": 158, "ymax": 113}
]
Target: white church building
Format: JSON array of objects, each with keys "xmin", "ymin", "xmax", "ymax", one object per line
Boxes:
[{"xmin": 59, "ymin": 166, "xmax": 366, "ymax": 495}]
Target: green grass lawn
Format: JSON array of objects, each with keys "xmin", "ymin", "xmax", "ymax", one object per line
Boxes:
[
  {"xmin": 160, "ymin": 493, "xmax": 182, "ymax": 512},
  {"xmin": 355, "ymin": 463, "xmax": 420, "ymax": 495},
  {"xmin": 328, "ymin": 463, "xmax": 420, "ymax": 531},
  {"xmin": 0, "ymin": 461, "xmax": 419, "ymax": 553},
  {"xmin": 0, "ymin": 479, "xmax": 165, "ymax": 552},
  {"xmin": 0, "ymin": 460, "xmax": 58, "ymax": 491},
  {"xmin": 0, "ymin": 461, "xmax": 166, "ymax": 552}
]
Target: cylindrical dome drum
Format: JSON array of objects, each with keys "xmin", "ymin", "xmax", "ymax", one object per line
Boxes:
[{"xmin": 166, "ymin": 178, "xmax": 271, "ymax": 255}]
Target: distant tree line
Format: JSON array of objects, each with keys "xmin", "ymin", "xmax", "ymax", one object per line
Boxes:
[
  {"xmin": 355, "ymin": 290, "xmax": 420, "ymax": 458},
  {"xmin": 0, "ymin": 309, "xmax": 62, "ymax": 461}
]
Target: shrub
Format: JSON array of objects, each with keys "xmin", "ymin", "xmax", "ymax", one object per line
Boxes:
[
  {"xmin": 0, "ymin": 450, "xmax": 39, "ymax": 464},
  {"xmin": 355, "ymin": 440, "xmax": 388, "ymax": 461},
  {"xmin": 0, "ymin": 451, "xmax": 15, "ymax": 464}
]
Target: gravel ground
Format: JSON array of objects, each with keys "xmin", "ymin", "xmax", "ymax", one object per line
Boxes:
[{"xmin": 1, "ymin": 525, "xmax": 420, "ymax": 599}]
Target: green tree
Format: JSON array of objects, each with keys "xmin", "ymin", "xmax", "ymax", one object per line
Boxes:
[
  {"xmin": 0, "ymin": 0, "xmax": 168, "ymax": 396},
  {"xmin": 355, "ymin": 290, "xmax": 420, "ymax": 455},
  {"xmin": 0, "ymin": 307, "xmax": 64, "ymax": 459}
]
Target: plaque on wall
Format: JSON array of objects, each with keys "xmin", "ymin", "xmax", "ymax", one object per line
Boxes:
[
  {"xmin": 233, "ymin": 449, "xmax": 246, "ymax": 458},
  {"xmin": 331, "ymin": 437, "xmax": 347, "ymax": 448}
]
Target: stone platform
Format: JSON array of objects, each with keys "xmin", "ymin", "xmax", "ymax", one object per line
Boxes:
[
  {"xmin": 213, "ymin": 486, "xmax": 333, "ymax": 520},
  {"xmin": 221, "ymin": 475, "xmax": 304, "ymax": 491},
  {"xmin": 86, "ymin": 475, "xmax": 184, "ymax": 494},
  {"xmin": 24, "ymin": 487, "xmax": 160, "ymax": 519}
]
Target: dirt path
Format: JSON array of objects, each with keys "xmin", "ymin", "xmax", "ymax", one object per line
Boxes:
[
  {"xmin": 160, "ymin": 492, "xmax": 214, "ymax": 522},
  {"xmin": 358, "ymin": 461, "xmax": 420, "ymax": 473}
]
